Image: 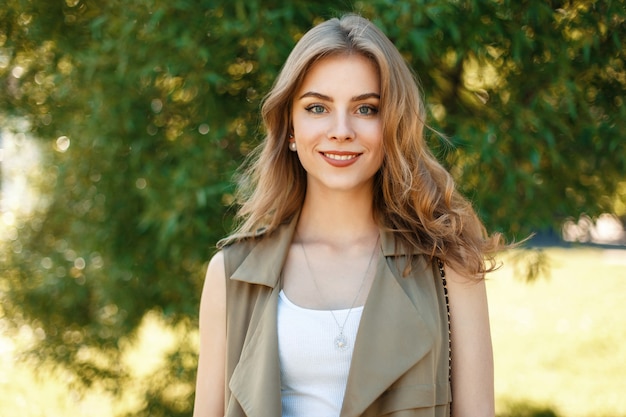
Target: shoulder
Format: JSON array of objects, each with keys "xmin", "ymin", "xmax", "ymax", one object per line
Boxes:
[
  {"xmin": 206, "ymin": 250, "xmax": 226, "ymax": 280},
  {"xmin": 442, "ymin": 263, "xmax": 488, "ymax": 305},
  {"xmin": 215, "ymin": 225, "xmax": 288, "ymax": 280},
  {"xmin": 217, "ymin": 226, "xmax": 272, "ymax": 248},
  {"xmin": 435, "ymin": 261, "xmax": 490, "ymax": 336},
  {"xmin": 201, "ymin": 251, "xmax": 226, "ymax": 300}
]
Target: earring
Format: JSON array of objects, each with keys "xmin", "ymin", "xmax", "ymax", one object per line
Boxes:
[{"xmin": 289, "ymin": 141, "xmax": 297, "ymax": 152}]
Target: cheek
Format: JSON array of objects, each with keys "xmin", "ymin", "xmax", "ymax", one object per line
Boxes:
[
  {"xmin": 371, "ymin": 126, "xmax": 384, "ymax": 152},
  {"xmin": 292, "ymin": 116, "xmax": 314, "ymax": 138}
]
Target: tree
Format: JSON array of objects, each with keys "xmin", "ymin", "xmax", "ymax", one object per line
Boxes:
[{"xmin": 1, "ymin": 0, "xmax": 624, "ymax": 415}]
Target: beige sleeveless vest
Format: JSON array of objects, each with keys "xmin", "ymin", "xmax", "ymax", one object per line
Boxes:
[{"xmin": 221, "ymin": 217, "xmax": 451, "ymax": 417}]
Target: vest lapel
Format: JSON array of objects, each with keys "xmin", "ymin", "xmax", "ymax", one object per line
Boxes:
[
  {"xmin": 228, "ymin": 282, "xmax": 282, "ymax": 417},
  {"xmin": 227, "ymin": 218, "xmax": 297, "ymax": 417},
  {"xmin": 340, "ymin": 235, "xmax": 434, "ymax": 417}
]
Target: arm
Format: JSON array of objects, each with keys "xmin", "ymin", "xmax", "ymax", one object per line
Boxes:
[
  {"xmin": 193, "ymin": 251, "xmax": 227, "ymax": 417},
  {"xmin": 445, "ymin": 266, "xmax": 495, "ymax": 417}
]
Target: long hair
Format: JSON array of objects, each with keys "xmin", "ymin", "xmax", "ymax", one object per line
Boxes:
[{"xmin": 222, "ymin": 14, "xmax": 504, "ymax": 277}]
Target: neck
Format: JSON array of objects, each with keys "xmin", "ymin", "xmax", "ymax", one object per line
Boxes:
[{"xmin": 297, "ymin": 186, "xmax": 378, "ymax": 246}]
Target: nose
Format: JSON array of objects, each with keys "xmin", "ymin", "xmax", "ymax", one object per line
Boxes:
[{"xmin": 328, "ymin": 112, "xmax": 355, "ymax": 142}]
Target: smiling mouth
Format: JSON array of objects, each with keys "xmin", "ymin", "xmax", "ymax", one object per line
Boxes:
[{"xmin": 322, "ymin": 152, "xmax": 360, "ymax": 161}]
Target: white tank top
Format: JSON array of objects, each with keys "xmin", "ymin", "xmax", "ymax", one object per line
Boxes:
[{"xmin": 278, "ymin": 290, "xmax": 364, "ymax": 417}]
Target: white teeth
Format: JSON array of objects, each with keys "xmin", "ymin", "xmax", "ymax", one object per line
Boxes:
[{"xmin": 324, "ymin": 153, "xmax": 357, "ymax": 161}]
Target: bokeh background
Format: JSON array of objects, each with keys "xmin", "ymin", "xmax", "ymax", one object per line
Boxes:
[{"xmin": 1, "ymin": 1, "xmax": 625, "ymax": 416}]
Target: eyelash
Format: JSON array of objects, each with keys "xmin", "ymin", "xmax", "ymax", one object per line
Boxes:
[
  {"xmin": 305, "ymin": 104, "xmax": 326, "ymax": 114},
  {"xmin": 304, "ymin": 104, "xmax": 379, "ymax": 115}
]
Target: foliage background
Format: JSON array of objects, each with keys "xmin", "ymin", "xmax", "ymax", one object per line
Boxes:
[{"xmin": 1, "ymin": 1, "xmax": 625, "ymax": 415}]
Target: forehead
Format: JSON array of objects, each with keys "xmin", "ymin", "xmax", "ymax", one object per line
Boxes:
[{"xmin": 297, "ymin": 53, "xmax": 380, "ymax": 95}]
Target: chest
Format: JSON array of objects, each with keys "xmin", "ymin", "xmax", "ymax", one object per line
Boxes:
[{"xmin": 281, "ymin": 241, "xmax": 379, "ymax": 310}]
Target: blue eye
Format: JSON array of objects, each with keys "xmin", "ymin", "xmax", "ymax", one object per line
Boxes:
[
  {"xmin": 358, "ymin": 105, "xmax": 378, "ymax": 115},
  {"xmin": 306, "ymin": 105, "xmax": 326, "ymax": 114}
]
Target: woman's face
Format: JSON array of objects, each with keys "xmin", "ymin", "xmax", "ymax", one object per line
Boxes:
[{"xmin": 290, "ymin": 53, "xmax": 383, "ymax": 196}]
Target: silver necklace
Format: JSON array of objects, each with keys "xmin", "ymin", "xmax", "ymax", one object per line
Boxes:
[{"xmin": 298, "ymin": 233, "xmax": 379, "ymax": 350}]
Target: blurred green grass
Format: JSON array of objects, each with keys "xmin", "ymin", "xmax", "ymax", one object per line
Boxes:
[
  {"xmin": 1, "ymin": 247, "xmax": 624, "ymax": 417},
  {"xmin": 490, "ymin": 247, "xmax": 626, "ymax": 417}
]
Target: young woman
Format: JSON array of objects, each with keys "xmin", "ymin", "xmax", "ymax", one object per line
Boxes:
[{"xmin": 193, "ymin": 14, "xmax": 504, "ymax": 417}]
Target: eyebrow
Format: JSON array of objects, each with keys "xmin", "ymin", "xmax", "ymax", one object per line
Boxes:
[{"xmin": 298, "ymin": 91, "xmax": 380, "ymax": 101}]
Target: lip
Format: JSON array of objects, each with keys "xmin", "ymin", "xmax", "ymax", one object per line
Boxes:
[{"xmin": 320, "ymin": 151, "xmax": 362, "ymax": 167}]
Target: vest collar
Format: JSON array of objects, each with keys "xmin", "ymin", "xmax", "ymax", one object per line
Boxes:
[{"xmin": 230, "ymin": 215, "xmax": 422, "ymax": 288}]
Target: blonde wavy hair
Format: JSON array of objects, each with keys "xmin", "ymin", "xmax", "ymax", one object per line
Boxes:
[{"xmin": 223, "ymin": 14, "xmax": 505, "ymax": 277}]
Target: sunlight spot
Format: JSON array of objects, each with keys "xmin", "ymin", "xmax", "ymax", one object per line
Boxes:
[
  {"xmin": 429, "ymin": 104, "xmax": 446, "ymax": 122},
  {"xmin": 58, "ymin": 56, "xmax": 74, "ymax": 75},
  {"xmin": 34, "ymin": 72, "xmax": 46, "ymax": 85},
  {"xmin": 151, "ymin": 98, "xmax": 163, "ymax": 113},
  {"xmin": 74, "ymin": 257, "xmax": 86, "ymax": 270},
  {"xmin": 64, "ymin": 248, "xmax": 77, "ymax": 262},
  {"xmin": 11, "ymin": 66, "xmax": 24, "ymax": 79},
  {"xmin": 121, "ymin": 312, "xmax": 178, "ymax": 378},
  {"xmin": 56, "ymin": 136, "xmax": 70, "ymax": 152},
  {"xmin": 2, "ymin": 211, "xmax": 15, "ymax": 226},
  {"xmin": 41, "ymin": 257, "xmax": 53, "ymax": 269},
  {"xmin": 34, "ymin": 327, "xmax": 46, "ymax": 341},
  {"xmin": 198, "ymin": 123, "xmax": 210, "ymax": 135},
  {"xmin": 135, "ymin": 178, "xmax": 147, "ymax": 189},
  {"xmin": 0, "ymin": 53, "xmax": 9, "ymax": 69}
]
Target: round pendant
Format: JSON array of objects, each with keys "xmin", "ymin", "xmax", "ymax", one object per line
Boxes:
[{"xmin": 334, "ymin": 334, "xmax": 349, "ymax": 350}]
